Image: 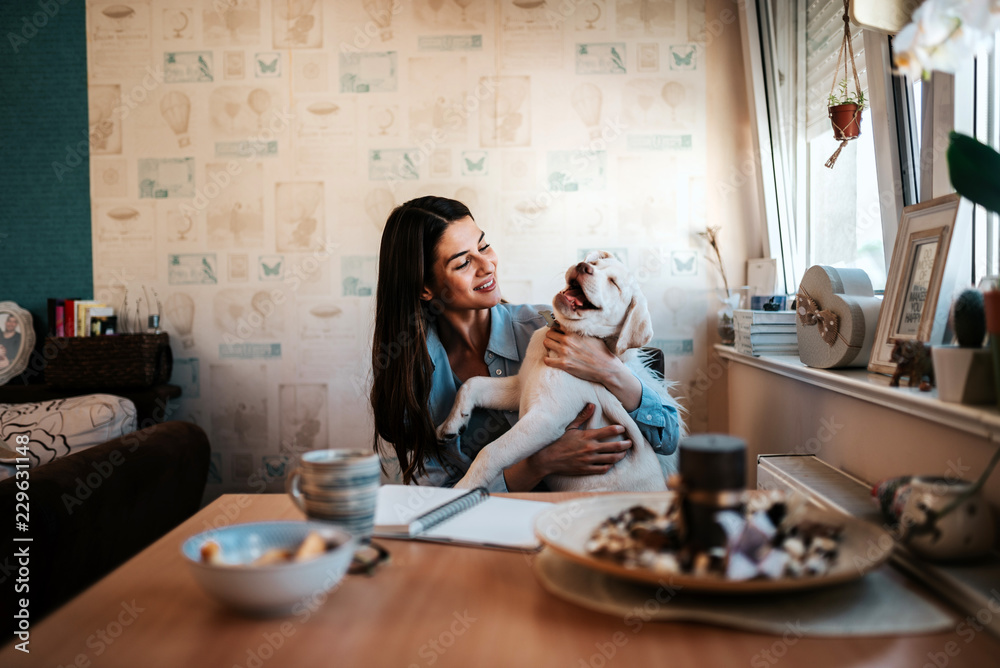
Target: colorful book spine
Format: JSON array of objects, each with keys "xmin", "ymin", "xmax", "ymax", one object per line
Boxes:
[
  {"xmin": 65, "ymin": 299, "xmax": 75, "ymax": 337},
  {"xmin": 55, "ymin": 301, "xmax": 65, "ymax": 337}
]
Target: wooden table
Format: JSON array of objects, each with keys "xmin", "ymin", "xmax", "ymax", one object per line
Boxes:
[{"xmin": 5, "ymin": 493, "xmax": 999, "ymax": 668}]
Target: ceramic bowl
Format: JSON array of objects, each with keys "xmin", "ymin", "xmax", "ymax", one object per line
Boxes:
[{"xmin": 181, "ymin": 521, "xmax": 356, "ymax": 615}]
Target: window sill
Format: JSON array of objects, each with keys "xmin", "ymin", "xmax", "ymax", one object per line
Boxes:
[{"xmin": 715, "ymin": 344, "xmax": 1000, "ymax": 443}]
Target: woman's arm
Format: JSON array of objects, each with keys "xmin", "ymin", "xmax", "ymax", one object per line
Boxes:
[
  {"xmin": 542, "ymin": 329, "xmax": 682, "ymax": 455},
  {"xmin": 501, "ymin": 403, "xmax": 633, "ymax": 492},
  {"xmin": 541, "ymin": 329, "xmax": 642, "ymax": 409}
]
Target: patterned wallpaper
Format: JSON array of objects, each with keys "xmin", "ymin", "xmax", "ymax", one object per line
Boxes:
[{"xmin": 85, "ymin": 0, "xmax": 714, "ymax": 498}]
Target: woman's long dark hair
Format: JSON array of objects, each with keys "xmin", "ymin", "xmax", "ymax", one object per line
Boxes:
[{"xmin": 371, "ymin": 196, "xmax": 473, "ymax": 483}]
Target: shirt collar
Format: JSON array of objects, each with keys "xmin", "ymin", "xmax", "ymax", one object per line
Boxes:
[{"xmin": 486, "ymin": 304, "xmax": 520, "ymax": 361}]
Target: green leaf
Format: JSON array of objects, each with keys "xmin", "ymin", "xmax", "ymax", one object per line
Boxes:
[{"xmin": 948, "ymin": 132, "xmax": 1000, "ymax": 216}]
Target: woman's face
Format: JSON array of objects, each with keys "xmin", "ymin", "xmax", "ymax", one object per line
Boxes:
[{"xmin": 422, "ymin": 216, "xmax": 500, "ymax": 311}]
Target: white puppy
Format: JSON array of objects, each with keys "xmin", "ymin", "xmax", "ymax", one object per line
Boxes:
[{"xmin": 439, "ymin": 251, "xmax": 684, "ymax": 492}]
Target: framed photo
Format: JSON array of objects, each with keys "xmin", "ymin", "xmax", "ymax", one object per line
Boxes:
[
  {"xmin": 868, "ymin": 194, "xmax": 962, "ymax": 375},
  {"xmin": 0, "ymin": 302, "xmax": 35, "ymax": 385}
]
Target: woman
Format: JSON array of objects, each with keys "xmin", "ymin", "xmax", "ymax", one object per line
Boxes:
[{"xmin": 370, "ymin": 196, "xmax": 681, "ymax": 492}]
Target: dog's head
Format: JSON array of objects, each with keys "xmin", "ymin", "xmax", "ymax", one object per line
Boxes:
[{"xmin": 553, "ymin": 250, "xmax": 653, "ymax": 356}]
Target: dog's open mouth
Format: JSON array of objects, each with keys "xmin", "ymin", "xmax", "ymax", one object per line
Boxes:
[{"xmin": 561, "ymin": 279, "xmax": 599, "ymax": 311}]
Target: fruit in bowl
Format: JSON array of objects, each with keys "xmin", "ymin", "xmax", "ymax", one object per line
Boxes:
[{"xmin": 181, "ymin": 521, "xmax": 356, "ymax": 615}]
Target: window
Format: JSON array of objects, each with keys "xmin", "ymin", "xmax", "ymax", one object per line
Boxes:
[
  {"xmin": 752, "ymin": 0, "xmax": 889, "ymax": 292},
  {"xmin": 971, "ymin": 30, "xmax": 1000, "ymax": 284},
  {"xmin": 894, "ymin": 29, "xmax": 1000, "ymax": 286},
  {"xmin": 747, "ymin": 2, "xmax": 1000, "ymax": 297}
]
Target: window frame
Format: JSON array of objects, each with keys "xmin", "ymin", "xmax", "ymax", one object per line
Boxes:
[{"xmin": 739, "ymin": 0, "xmax": 911, "ymax": 293}]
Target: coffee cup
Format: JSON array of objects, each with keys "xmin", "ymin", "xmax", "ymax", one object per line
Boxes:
[{"xmin": 287, "ymin": 449, "xmax": 380, "ymax": 541}]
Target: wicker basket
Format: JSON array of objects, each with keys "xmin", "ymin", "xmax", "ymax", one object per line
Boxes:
[{"xmin": 44, "ymin": 333, "xmax": 173, "ymax": 389}]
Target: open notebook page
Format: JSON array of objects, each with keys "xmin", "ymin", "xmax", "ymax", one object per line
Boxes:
[{"xmin": 373, "ymin": 485, "xmax": 552, "ymax": 551}]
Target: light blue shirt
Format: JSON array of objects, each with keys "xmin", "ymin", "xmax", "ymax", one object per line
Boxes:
[{"xmin": 415, "ymin": 303, "xmax": 681, "ymax": 491}]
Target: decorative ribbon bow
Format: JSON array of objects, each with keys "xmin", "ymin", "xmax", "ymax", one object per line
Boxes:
[{"xmin": 796, "ymin": 291, "xmax": 840, "ymax": 347}]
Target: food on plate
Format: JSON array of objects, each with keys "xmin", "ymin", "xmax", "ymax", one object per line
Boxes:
[
  {"xmin": 585, "ymin": 491, "xmax": 844, "ymax": 580},
  {"xmin": 198, "ymin": 531, "xmax": 335, "ymax": 567}
]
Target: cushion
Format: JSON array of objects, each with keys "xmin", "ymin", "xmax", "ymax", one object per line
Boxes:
[{"xmin": 0, "ymin": 394, "xmax": 137, "ymax": 474}]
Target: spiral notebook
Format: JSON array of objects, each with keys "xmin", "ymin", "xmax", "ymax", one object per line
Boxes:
[{"xmin": 373, "ymin": 485, "xmax": 552, "ymax": 551}]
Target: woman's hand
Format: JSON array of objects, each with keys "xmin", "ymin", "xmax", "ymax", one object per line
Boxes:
[
  {"xmin": 501, "ymin": 404, "xmax": 632, "ymax": 491},
  {"xmin": 530, "ymin": 403, "xmax": 633, "ymax": 476},
  {"xmin": 542, "ymin": 327, "xmax": 643, "ymax": 411}
]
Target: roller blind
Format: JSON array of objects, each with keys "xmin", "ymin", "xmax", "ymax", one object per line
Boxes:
[{"xmin": 806, "ymin": 0, "xmax": 868, "ymax": 141}]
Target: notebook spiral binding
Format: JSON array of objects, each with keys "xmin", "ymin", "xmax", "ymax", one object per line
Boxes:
[{"xmin": 410, "ymin": 487, "xmax": 489, "ymax": 535}]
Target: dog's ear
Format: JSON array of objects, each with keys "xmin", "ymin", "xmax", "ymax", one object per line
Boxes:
[
  {"xmin": 585, "ymin": 250, "xmax": 614, "ymax": 264},
  {"xmin": 615, "ymin": 291, "xmax": 653, "ymax": 356}
]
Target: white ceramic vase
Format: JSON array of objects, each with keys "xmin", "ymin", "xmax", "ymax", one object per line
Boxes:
[
  {"xmin": 931, "ymin": 345, "xmax": 995, "ymax": 404},
  {"xmin": 898, "ymin": 477, "xmax": 995, "ymax": 561}
]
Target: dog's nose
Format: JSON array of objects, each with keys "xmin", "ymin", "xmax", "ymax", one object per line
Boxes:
[{"xmin": 575, "ymin": 262, "xmax": 593, "ymax": 275}]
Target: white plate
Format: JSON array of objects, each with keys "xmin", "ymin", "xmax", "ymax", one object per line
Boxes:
[{"xmin": 534, "ymin": 493, "xmax": 894, "ymax": 594}]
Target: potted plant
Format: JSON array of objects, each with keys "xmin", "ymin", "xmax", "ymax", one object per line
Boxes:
[
  {"xmin": 822, "ymin": 2, "xmax": 866, "ymax": 169},
  {"xmin": 827, "ymin": 80, "xmax": 866, "ymax": 141},
  {"xmin": 931, "ymin": 289, "xmax": 994, "ymax": 404}
]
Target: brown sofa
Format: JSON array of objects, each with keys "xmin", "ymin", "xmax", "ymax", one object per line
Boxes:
[{"xmin": 0, "ymin": 421, "xmax": 210, "ymax": 621}]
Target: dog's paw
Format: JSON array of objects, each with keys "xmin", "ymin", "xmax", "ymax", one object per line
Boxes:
[{"xmin": 436, "ymin": 420, "xmax": 467, "ymax": 442}]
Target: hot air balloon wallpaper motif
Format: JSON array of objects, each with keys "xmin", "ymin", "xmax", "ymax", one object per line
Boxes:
[
  {"xmin": 164, "ymin": 292, "xmax": 196, "ymax": 348},
  {"xmin": 571, "ymin": 83, "xmax": 603, "ymax": 140},
  {"xmin": 203, "ymin": 0, "xmax": 261, "ymax": 45},
  {"xmin": 414, "ymin": 0, "xmax": 485, "ymax": 28},
  {"xmin": 210, "ymin": 364, "xmax": 268, "ymax": 451},
  {"xmin": 274, "ymin": 0, "xmax": 321, "ymax": 48},
  {"xmin": 205, "ymin": 162, "xmax": 264, "ymax": 247},
  {"xmin": 363, "ymin": 0, "xmax": 396, "ymax": 41},
  {"xmin": 212, "ymin": 289, "xmax": 285, "ymax": 341},
  {"xmin": 409, "ymin": 57, "xmax": 468, "ymax": 143},
  {"xmin": 160, "ymin": 91, "xmax": 191, "ymax": 147},
  {"xmin": 480, "ymin": 76, "xmax": 530, "ymax": 147},
  {"xmin": 88, "ymin": 85, "xmax": 122, "ymax": 154},
  {"xmin": 661, "ymin": 81, "xmax": 686, "ymax": 122},
  {"xmin": 615, "ymin": 0, "xmax": 676, "ymax": 37},
  {"xmin": 210, "ymin": 87, "xmax": 275, "ymax": 138},
  {"xmin": 247, "ymin": 88, "xmax": 271, "ymax": 130},
  {"xmin": 275, "ymin": 182, "xmax": 325, "ymax": 252},
  {"xmin": 279, "ymin": 384, "xmax": 328, "ymax": 454},
  {"xmin": 364, "ymin": 188, "xmax": 396, "ymax": 232}
]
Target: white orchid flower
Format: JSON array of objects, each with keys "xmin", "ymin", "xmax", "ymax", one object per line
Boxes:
[{"xmin": 893, "ymin": 0, "xmax": 1000, "ymax": 79}]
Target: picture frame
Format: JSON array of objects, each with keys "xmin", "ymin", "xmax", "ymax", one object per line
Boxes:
[
  {"xmin": 868, "ymin": 193, "xmax": 963, "ymax": 375},
  {"xmin": 0, "ymin": 301, "xmax": 35, "ymax": 385}
]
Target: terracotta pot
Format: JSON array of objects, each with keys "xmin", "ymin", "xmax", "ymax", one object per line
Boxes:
[{"xmin": 828, "ymin": 103, "xmax": 862, "ymax": 140}]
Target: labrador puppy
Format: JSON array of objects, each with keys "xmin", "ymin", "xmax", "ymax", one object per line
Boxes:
[{"xmin": 438, "ymin": 251, "xmax": 683, "ymax": 492}]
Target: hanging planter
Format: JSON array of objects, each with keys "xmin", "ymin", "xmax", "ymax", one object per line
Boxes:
[{"xmin": 824, "ymin": 0, "xmax": 866, "ymax": 169}]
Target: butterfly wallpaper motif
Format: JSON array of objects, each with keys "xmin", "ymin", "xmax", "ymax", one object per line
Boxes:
[{"xmin": 85, "ymin": 0, "xmax": 742, "ymax": 500}]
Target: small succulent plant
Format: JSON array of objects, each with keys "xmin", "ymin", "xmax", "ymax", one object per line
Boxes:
[{"xmin": 951, "ymin": 289, "xmax": 986, "ymax": 347}]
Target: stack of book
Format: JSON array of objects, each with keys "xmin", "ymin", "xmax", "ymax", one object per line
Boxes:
[
  {"xmin": 47, "ymin": 299, "xmax": 117, "ymax": 337},
  {"xmin": 734, "ymin": 309, "xmax": 798, "ymax": 357}
]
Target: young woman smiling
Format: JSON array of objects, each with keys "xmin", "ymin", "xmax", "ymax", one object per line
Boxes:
[{"xmin": 370, "ymin": 196, "xmax": 681, "ymax": 491}]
